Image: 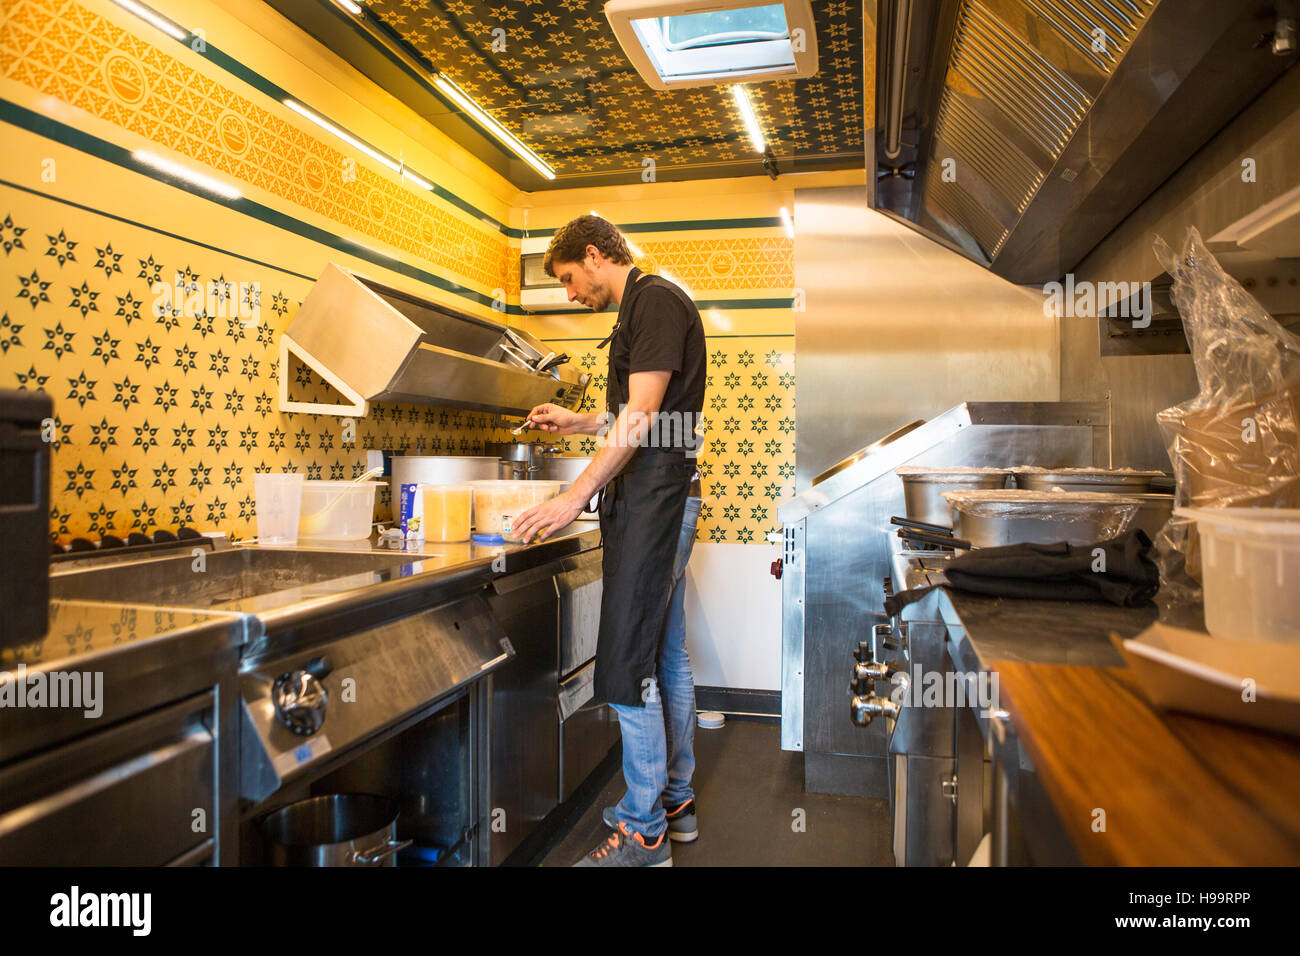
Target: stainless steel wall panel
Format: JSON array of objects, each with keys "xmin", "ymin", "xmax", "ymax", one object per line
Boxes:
[
  {"xmin": 1062, "ymin": 63, "xmax": 1300, "ymax": 470},
  {"xmin": 792, "ymin": 187, "xmax": 1060, "ymax": 490}
]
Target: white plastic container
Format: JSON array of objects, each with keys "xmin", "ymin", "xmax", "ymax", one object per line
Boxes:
[
  {"xmin": 469, "ymin": 480, "xmax": 565, "ymax": 539},
  {"xmin": 253, "ymin": 473, "xmax": 304, "ymax": 544},
  {"xmin": 1177, "ymin": 507, "xmax": 1300, "ymax": 644},
  {"xmin": 298, "ymin": 480, "xmax": 383, "ymax": 540}
]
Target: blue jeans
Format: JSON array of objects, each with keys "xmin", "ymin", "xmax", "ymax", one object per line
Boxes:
[{"xmin": 610, "ymin": 496, "xmax": 701, "ymax": 839}]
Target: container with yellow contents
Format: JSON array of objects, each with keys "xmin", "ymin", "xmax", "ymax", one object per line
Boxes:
[
  {"xmin": 420, "ymin": 484, "xmax": 474, "ymax": 542},
  {"xmin": 469, "ymin": 480, "xmax": 565, "ymax": 542}
]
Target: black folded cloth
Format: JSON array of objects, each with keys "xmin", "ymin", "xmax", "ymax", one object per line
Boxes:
[{"xmin": 884, "ymin": 528, "xmax": 1159, "ymax": 616}]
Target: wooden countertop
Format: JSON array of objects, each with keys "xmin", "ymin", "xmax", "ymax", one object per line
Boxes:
[{"xmin": 993, "ymin": 660, "xmax": 1300, "ymax": 866}]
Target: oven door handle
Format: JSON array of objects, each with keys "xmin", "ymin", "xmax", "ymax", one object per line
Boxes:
[{"xmin": 479, "ymin": 637, "xmax": 515, "ymax": 672}]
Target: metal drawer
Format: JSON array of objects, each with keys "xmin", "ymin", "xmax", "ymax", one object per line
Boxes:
[
  {"xmin": 0, "ymin": 693, "xmax": 217, "ymax": 865},
  {"xmin": 558, "ymin": 662, "xmax": 619, "ymax": 803},
  {"xmin": 556, "ymin": 549, "xmax": 602, "ymax": 677}
]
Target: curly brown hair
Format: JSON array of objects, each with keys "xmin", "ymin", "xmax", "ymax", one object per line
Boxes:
[{"xmin": 543, "ymin": 215, "xmax": 633, "ymax": 276}]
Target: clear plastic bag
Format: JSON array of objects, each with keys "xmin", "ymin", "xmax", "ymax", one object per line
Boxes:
[{"xmin": 1152, "ymin": 227, "xmax": 1300, "ymax": 615}]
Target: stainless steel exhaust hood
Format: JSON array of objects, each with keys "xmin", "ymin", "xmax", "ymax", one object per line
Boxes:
[
  {"xmin": 278, "ymin": 264, "xmax": 588, "ymax": 417},
  {"xmin": 870, "ymin": 0, "xmax": 1297, "ymax": 283}
]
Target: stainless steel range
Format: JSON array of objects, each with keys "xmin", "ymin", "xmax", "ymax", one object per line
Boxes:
[
  {"xmin": 32, "ymin": 524, "xmax": 612, "ymax": 866},
  {"xmin": 37, "ymin": 536, "xmax": 574, "ymax": 865},
  {"xmin": 777, "ymin": 401, "xmax": 1109, "ymax": 799},
  {"xmin": 852, "ymin": 532, "xmax": 961, "ymax": 867}
]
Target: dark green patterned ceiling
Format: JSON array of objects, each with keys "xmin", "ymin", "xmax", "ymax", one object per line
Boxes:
[{"xmin": 323, "ymin": 0, "xmax": 865, "ymax": 187}]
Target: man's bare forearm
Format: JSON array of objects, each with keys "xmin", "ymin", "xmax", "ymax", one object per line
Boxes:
[
  {"xmin": 571, "ymin": 411, "xmax": 610, "ymax": 436},
  {"xmin": 566, "ymin": 408, "xmax": 653, "ymax": 501}
]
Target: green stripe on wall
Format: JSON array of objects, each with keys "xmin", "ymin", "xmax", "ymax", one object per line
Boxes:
[
  {"xmin": 0, "ymin": 97, "xmax": 518, "ymax": 313},
  {"xmin": 524, "ymin": 218, "xmax": 784, "ymax": 237}
]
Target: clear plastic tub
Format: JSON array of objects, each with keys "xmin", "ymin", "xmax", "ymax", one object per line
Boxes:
[
  {"xmin": 254, "ymin": 473, "xmax": 304, "ymax": 544},
  {"xmin": 469, "ymin": 480, "xmax": 565, "ymax": 539},
  {"xmin": 298, "ymin": 480, "xmax": 383, "ymax": 540},
  {"xmin": 1176, "ymin": 508, "xmax": 1300, "ymax": 644},
  {"xmin": 421, "ymin": 484, "xmax": 473, "ymax": 542}
]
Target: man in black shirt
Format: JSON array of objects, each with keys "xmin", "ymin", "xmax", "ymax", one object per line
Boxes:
[{"xmin": 513, "ymin": 215, "xmax": 706, "ymax": 867}]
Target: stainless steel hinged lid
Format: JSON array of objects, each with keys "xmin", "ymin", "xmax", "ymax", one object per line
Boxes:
[{"xmin": 278, "ymin": 263, "xmax": 588, "ymax": 417}]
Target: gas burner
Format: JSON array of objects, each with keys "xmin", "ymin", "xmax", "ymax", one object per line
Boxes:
[{"xmin": 52, "ymin": 526, "xmax": 208, "ymax": 562}]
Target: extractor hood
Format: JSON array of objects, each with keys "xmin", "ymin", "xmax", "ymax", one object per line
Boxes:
[
  {"xmin": 870, "ymin": 0, "xmax": 1297, "ymax": 283},
  {"xmin": 278, "ymin": 265, "xmax": 588, "ymax": 417}
]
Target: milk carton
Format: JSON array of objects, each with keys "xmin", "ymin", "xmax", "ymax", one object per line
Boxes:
[{"xmin": 398, "ymin": 482, "xmax": 425, "ymax": 540}]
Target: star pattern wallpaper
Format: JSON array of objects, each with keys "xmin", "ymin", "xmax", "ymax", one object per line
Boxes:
[{"xmin": 368, "ymin": 0, "xmax": 865, "ymax": 178}]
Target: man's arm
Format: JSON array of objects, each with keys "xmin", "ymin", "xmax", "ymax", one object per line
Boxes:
[
  {"xmin": 523, "ymin": 403, "xmax": 610, "ymax": 436},
  {"xmin": 510, "ymin": 370, "xmax": 671, "ymax": 543},
  {"xmin": 565, "ymin": 370, "xmax": 670, "ymax": 500}
]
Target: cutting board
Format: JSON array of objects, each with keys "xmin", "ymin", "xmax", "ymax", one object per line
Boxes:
[{"xmin": 993, "ymin": 660, "xmax": 1300, "ymax": 865}]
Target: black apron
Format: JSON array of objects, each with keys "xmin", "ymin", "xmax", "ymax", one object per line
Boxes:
[{"xmin": 592, "ymin": 269, "xmax": 696, "ymax": 707}]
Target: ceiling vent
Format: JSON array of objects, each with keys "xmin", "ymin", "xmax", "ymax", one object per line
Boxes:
[{"xmin": 605, "ymin": 0, "xmax": 819, "ymax": 89}]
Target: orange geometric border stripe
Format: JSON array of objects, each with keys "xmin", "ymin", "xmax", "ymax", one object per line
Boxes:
[{"xmin": 0, "ymin": 0, "xmax": 513, "ymax": 294}]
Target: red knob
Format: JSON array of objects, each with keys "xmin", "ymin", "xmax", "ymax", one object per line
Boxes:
[{"xmin": 770, "ymin": 558, "xmax": 783, "ymax": 580}]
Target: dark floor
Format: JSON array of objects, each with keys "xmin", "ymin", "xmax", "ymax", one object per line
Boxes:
[{"xmin": 539, "ymin": 718, "xmax": 895, "ymax": 866}]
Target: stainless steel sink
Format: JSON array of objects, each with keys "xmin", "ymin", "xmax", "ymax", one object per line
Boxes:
[{"xmin": 50, "ymin": 547, "xmax": 420, "ymax": 610}]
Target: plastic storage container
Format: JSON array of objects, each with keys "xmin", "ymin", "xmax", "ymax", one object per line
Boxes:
[
  {"xmin": 421, "ymin": 484, "xmax": 473, "ymax": 542},
  {"xmin": 469, "ymin": 480, "xmax": 565, "ymax": 540},
  {"xmin": 254, "ymin": 472, "xmax": 305, "ymax": 544},
  {"xmin": 298, "ymin": 480, "xmax": 383, "ymax": 540},
  {"xmin": 1176, "ymin": 507, "xmax": 1300, "ymax": 644}
]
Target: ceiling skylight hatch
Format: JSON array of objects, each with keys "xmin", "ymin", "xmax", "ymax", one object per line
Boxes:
[{"xmin": 605, "ymin": 0, "xmax": 819, "ymax": 90}]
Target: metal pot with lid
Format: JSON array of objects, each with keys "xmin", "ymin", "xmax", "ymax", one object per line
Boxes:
[
  {"xmin": 1011, "ymin": 467, "xmax": 1167, "ymax": 494},
  {"xmin": 940, "ymin": 489, "xmax": 1144, "ymax": 552},
  {"xmin": 895, "ymin": 466, "xmax": 1011, "ymax": 528},
  {"xmin": 260, "ymin": 793, "xmax": 412, "ymax": 867}
]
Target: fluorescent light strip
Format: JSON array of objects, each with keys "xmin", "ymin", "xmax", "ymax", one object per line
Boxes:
[
  {"xmin": 111, "ymin": 0, "xmax": 187, "ymax": 40},
  {"xmin": 779, "ymin": 206, "xmax": 794, "ymax": 238},
  {"xmin": 433, "ymin": 74, "xmax": 556, "ymax": 180},
  {"xmin": 731, "ymin": 84, "xmax": 766, "ymax": 153},
  {"xmin": 283, "ymin": 99, "xmax": 432, "ymax": 191},
  {"xmin": 133, "ymin": 150, "xmax": 241, "ymax": 199}
]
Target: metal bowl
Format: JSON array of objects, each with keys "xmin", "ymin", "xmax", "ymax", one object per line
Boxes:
[
  {"xmin": 260, "ymin": 793, "xmax": 411, "ymax": 867},
  {"xmin": 542, "ymin": 457, "xmax": 599, "ymax": 517},
  {"xmin": 390, "ymin": 456, "xmax": 501, "ymax": 502},
  {"xmin": 1011, "ymin": 467, "xmax": 1166, "ymax": 495},
  {"xmin": 1131, "ymin": 493, "xmax": 1175, "ymax": 541},
  {"xmin": 942, "ymin": 489, "xmax": 1144, "ymax": 550},
  {"xmin": 896, "ymin": 467, "xmax": 1010, "ymax": 528}
]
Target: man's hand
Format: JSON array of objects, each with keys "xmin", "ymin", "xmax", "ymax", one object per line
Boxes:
[
  {"xmin": 511, "ymin": 489, "xmax": 588, "ymax": 543},
  {"xmin": 525, "ymin": 403, "xmax": 582, "ymax": 435}
]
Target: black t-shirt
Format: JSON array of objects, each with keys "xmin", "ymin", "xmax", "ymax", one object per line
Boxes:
[{"xmin": 605, "ymin": 270, "xmax": 707, "ymax": 454}]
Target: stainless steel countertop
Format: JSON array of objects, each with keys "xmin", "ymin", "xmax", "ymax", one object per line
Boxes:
[
  {"xmin": 940, "ymin": 589, "xmax": 1155, "ymax": 675},
  {"xmin": 884, "ymin": 528, "xmax": 1161, "ymax": 673},
  {"xmin": 3, "ymin": 600, "xmax": 246, "ymax": 670},
  {"xmin": 22, "ymin": 521, "xmax": 602, "ymax": 672}
]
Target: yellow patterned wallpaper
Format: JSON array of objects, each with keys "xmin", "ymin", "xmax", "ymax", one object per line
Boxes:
[
  {"xmin": 0, "ymin": 0, "xmax": 514, "ymax": 296},
  {"xmin": 0, "ymin": 0, "xmax": 806, "ymax": 548},
  {"xmin": 0, "ymin": 173, "xmax": 525, "ymax": 540},
  {"xmin": 632, "ymin": 237, "xmax": 793, "ymax": 293}
]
